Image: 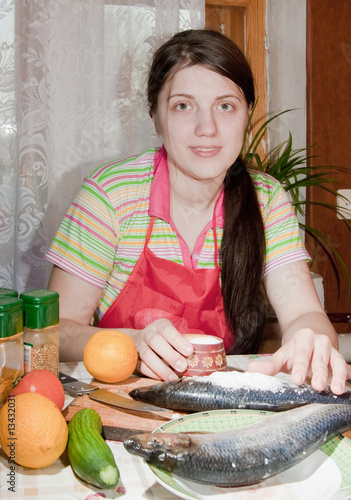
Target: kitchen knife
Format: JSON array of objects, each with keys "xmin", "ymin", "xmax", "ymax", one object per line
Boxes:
[
  {"xmin": 59, "ymin": 372, "xmax": 173, "ymax": 415},
  {"xmin": 59, "ymin": 372, "xmax": 99, "ymax": 396},
  {"xmin": 89, "ymin": 388, "xmax": 172, "ymax": 414}
]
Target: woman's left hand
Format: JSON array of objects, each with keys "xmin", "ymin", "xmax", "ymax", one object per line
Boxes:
[
  {"xmin": 247, "ymin": 328, "xmax": 351, "ymax": 395},
  {"xmin": 256, "ymin": 260, "xmax": 351, "ymax": 395}
]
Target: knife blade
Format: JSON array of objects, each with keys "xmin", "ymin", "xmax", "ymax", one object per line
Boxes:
[
  {"xmin": 59, "ymin": 372, "xmax": 173, "ymax": 415},
  {"xmin": 59, "ymin": 372, "xmax": 99, "ymax": 396},
  {"xmin": 89, "ymin": 388, "xmax": 172, "ymax": 414}
]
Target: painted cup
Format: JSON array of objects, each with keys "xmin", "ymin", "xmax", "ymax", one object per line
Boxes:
[{"xmin": 175, "ymin": 334, "xmax": 227, "ymax": 377}]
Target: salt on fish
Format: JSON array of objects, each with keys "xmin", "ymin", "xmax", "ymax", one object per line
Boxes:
[{"xmin": 190, "ymin": 370, "xmax": 284, "ymax": 391}]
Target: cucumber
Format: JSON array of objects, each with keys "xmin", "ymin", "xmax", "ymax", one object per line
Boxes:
[{"xmin": 67, "ymin": 408, "xmax": 119, "ymax": 489}]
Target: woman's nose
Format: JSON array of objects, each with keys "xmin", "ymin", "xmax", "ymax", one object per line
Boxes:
[{"xmin": 194, "ymin": 109, "xmax": 217, "ymax": 137}]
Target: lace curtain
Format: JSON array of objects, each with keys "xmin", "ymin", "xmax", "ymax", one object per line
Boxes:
[{"xmin": 0, "ymin": 0, "xmax": 205, "ymax": 293}]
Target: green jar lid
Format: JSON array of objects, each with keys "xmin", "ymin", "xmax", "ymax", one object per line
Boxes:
[
  {"xmin": 20, "ymin": 289, "xmax": 59, "ymax": 330},
  {"xmin": 0, "ymin": 288, "xmax": 18, "ymax": 298},
  {"xmin": 0, "ymin": 297, "xmax": 24, "ymax": 338}
]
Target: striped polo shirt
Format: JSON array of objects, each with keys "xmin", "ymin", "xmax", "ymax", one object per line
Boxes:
[{"xmin": 45, "ymin": 147, "xmax": 310, "ymax": 321}]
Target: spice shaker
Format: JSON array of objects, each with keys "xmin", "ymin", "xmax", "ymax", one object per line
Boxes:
[
  {"xmin": 20, "ymin": 290, "xmax": 59, "ymax": 376},
  {"xmin": 0, "ymin": 297, "xmax": 24, "ymax": 408}
]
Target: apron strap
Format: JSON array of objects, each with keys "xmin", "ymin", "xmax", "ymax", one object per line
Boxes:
[
  {"xmin": 144, "ymin": 216, "xmax": 155, "ymax": 247},
  {"xmin": 212, "ymin": 198, "xmax": 220, "ymax": 270}
]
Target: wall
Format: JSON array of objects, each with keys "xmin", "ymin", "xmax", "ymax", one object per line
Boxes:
[{"xmin": 266, "ymin": 0, "xmax": 306, "ymax": 153}]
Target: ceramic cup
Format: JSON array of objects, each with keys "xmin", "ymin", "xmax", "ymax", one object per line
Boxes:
[{"xmin": 175, "ymin": 334, "xmax": 227, "ymax": 377}]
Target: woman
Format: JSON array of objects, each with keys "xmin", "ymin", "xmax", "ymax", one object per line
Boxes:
[{"xmin": 46, "ymin": 29, "xmax": 350, "ymax": 394}]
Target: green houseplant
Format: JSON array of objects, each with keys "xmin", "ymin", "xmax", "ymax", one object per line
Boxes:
[{"xmin": 243, "ymin": 109, "xmax": 351, "ymax": 290}]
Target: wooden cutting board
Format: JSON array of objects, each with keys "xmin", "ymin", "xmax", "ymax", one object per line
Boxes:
[
  {"xmin": 62, "ymin": 375, "xmax": 187, "ymax": 442},
  {"xmin": 62, "ymin": 372, "xmax": 351, "ymax": 443}
]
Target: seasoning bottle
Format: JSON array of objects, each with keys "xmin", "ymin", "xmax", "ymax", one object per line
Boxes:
[
  {"xmin": 20, "ymin": 290, "xmax": 59, "ymax": 376},
  {"xmin": 0, "ymin": 297, "xmax": 24, "ymax": 408}
]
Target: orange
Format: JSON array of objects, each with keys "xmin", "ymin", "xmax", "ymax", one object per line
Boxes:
[
  {"xmin": 0, "ymin": 392, "xmax": 68, "ymax": 469},
  {"xmin": 83, "ymin": 330, "xmax": 138, "ymax": 383}
]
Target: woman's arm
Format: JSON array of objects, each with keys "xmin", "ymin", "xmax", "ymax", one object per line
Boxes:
[
  {"xmin": 48, "ymin": 266, "xmax": 106, "ymax": 361},
  {"xmin": 48, "ymin": 266, "xmax": 192, "ymax": 379},
  {"xmin": 247, "ymin": 260, "xmax": 351, "ymax": 394}
]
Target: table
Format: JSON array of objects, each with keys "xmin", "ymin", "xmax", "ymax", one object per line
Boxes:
[
  {"xmin": 0, "ymin": 354, "xmax": 347, "ymax": 499},
  {"xmin": 0, "ymin": 355, "xmax": 262, "ymax": 499}
]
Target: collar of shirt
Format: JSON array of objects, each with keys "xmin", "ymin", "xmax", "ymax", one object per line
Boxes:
[{"xmin": 149, "ymin": 145, "xmax": 224, "ymax": 227}]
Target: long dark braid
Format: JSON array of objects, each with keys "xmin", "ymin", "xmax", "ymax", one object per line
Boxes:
[{"xmin": 222, "ymin": 158, "xmax": 267, "ymax": 354}]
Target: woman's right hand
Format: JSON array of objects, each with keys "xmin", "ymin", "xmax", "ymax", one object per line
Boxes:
[
  {"xmin": 133, "ymin": 318, "xmax": 194, "ymax": 380},
  {"xmin": 48, "ymin": 266, "xmax": 193, "ymax": 377}
]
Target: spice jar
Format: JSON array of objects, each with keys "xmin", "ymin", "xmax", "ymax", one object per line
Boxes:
[
  {"xmin": 20, "ymin": 290, "xmax": 59, "ymax": 376},
  {"xmin": 0, "ymin": 297, "xmax": 24, "ymax": 408}
]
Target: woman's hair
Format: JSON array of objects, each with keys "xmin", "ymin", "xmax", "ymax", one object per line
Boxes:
[{"xmin": 148, "ymin": 29, "xmax": 267, "ymax": 354}]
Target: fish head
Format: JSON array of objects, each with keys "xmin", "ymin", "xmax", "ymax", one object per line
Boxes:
[
  {"xmin": 123, "ymin": 432, "xmax": 192, "ymax": 470},
  {"xmin": 129, "ymin": 380, "xmax": 180, "ymax": 405}
]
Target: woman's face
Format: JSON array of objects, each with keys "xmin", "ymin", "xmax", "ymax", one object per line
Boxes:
[{"xmin": 154, "ymin": 65, "xmax": 250, "ymax": 184}]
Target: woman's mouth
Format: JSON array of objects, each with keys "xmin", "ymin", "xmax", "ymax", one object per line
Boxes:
[{"xmin": 191, "ymin": 147, "xmax": 221, "ymax": 158}]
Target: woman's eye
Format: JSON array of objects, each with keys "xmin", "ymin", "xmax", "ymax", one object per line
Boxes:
[
  {"xmin": 176, "ymin": 102, "xmax": 190, "ymax": 111},
  {"xmin": 219, "ymin": 103, "xmax": 233, "ymax": 111}
]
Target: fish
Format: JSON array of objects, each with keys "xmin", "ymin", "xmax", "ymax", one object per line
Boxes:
[
  {"xmin": 129, "ymin": 371, "xmax": 351, "ymax": 412},
  {"xmin": 123, "ymin": 403, "xmax": 351, "ymax": 487}
]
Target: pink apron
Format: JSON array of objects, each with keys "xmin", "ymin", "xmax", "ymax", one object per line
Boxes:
[{"xmin": 97, "ymin": 213, "xmax": 234, "ymax": 352}]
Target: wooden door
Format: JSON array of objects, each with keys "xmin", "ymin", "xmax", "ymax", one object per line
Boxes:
[
  {"xmin": 205, "ymin": 0, "xmax": 267, "ymax": 156},
  {"xmin": 306, "ymin": 0, "xmax": 351, "ymax": 327}
]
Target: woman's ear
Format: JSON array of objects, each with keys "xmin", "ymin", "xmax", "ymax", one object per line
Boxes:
[
  {"xmin": 246, "ymin": 104, "xmax": 253, "ymax": 131},
  {"xmin": 152, "ymin": 112, "xmax": 161, "ymax": 137}
]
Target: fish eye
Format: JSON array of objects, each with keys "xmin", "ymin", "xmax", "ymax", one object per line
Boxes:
[{"xmin": 151, "ymin": 436, "xmax": 163, "ymax": 446}]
